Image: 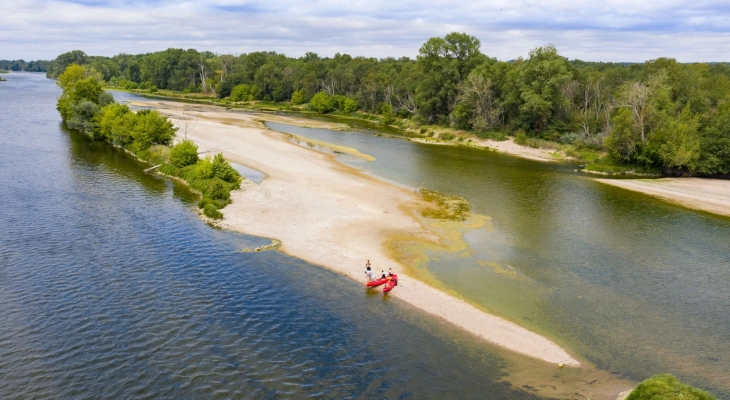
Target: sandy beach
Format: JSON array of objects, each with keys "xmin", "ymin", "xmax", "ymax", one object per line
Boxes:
[
  {"xmin": 597, "ymin": 177, "xmax": 730, "ymax": 218},
  {"xmin": 128, "ymin": 100, "xmax": 580, "ymax": 366}
]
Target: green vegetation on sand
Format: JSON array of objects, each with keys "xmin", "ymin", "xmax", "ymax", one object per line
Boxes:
[
  {"xmin": 55, "ymin": 64, "xmax": 241, "ymax": 219},
  {"xmin": 627, "ymin": 374, "xmax": 716, "ymax": 400}
]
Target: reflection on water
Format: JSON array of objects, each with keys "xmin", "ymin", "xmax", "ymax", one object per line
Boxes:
[
  {"xmin": 266, "ymin": 121, "xmax": 730, "ymax": 397},
  {"xmin": 1, "ymin": 73, "xmax": 561, "ymax": 399}
]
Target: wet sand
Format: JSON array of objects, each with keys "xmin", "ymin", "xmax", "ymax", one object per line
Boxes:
[{"xmin": 597, "ymin": 178, "xmax": 730, "ymax": 218}]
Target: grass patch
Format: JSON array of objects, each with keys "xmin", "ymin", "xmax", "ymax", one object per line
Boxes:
[
  {"xmin": 202, "ymin": 203, "xmax": 223, "ymax": 219},
  {"xmin": 564, "ymin": 146, "xmax": 602, "ymax": 163},
  {"xmin": 583, "ymin": 159, "xmax": 661, "ymax": 176},
  {"xmin": 474, "ymin": 130, "xmax": 508, "ymax": 141},
  {"xmin": 627, "ymin": 374, "xmax": 716, "ymax": 400}
]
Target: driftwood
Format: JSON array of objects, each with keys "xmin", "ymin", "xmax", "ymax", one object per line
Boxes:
[{"xmin": 143, "ymin": 164, "xmax": 163, "ymax": 173}]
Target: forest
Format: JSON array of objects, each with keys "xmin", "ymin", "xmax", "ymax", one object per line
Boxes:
[{"xmin": 42, "ymin": 33, "xmax": 730, "ymax": 175}]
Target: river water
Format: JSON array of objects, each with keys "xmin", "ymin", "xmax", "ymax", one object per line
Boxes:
[
  {"xmin": 262, "ymin": 121, "xmax": 730, "ymax": 397},
  {"xmin": 0, "ymin": 73, "xmax": 555, "ymax": 398}
]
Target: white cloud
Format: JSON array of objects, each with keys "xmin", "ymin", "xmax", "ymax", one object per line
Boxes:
[{"xmin": 1, "ymin": 0, "xmax": 729, "ymax": 61}]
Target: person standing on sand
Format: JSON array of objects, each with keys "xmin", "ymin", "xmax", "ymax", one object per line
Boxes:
[{"xmin": 365, "ymin": 265, "xmax": 374, "ymax": 281}]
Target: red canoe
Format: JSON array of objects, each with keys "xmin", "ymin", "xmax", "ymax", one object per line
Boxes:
[
  {"xmin": 366, "ymin": 277, "xmax": 388, "ymax": 287},
  {"xmin": 383, "ymin": 275, "xmax": 398, "ymax": 293}
]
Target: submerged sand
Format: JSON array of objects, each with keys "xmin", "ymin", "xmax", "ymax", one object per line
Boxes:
[
  {"xmin": 128, "ymin": 99, "xmax": 580, "ymax": 366},
  {"xmin": 597, "ymin": 177, "xmax": 730, "ymax": 218}
]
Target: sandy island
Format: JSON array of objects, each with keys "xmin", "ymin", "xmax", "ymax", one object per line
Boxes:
[
  {"xmin": 597, "ymin": 177, "xmax": 730, "ymax": 218},
  {"xmin": 129, "ymin": 100, "xmax": 580, "ymax": 367}
]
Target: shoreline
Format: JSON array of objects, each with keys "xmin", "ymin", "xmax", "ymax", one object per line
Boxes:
[
  {"xmin": 134, "ymin": 99, "xmax": 581, "ymax": 367},
  {"xmin": 597, "ymin": 177, "xmax": 730, "ymax": 218},
  {"xmin": 124, "ymin": 96, "xmax": 565, "ymax": 163}
]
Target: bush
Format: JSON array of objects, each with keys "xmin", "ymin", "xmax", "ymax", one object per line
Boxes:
[
  {"xmin": 560, "ymin": 132, "xmax": 579, "ymax": 144},
  {"xmin": 203, "ymin": 203, "xmax": 223, "ymax": 219},
  {"xmin": 343, "ymin": 98, "xmax": 358, "ymax": 113},
  {"xmin": 206, "ymin": 178, "xmax": 230, "ymax": 200},
  {"xmin": 439, "ymin": 133, "xmax": 456, "ymax": 141},
  {"xmin": 291, "ymin": 89, "xmax": 305, "ymax": 105},
  {"xmin": 211, "ymin": 153, "xmax": 239, "ymax": 183},
  {"xmin": 230, "ymin": 84, "xmax": 251, "ymax": 102},
  {"xmin": 310, "ymin": 91, "xmax": 334, "ymax": 113},
  {"xmin": 627, "ymin": 374, "xmax": 716, "ymax": 400},
  {"xmin": 170, "ymin": 140, "xmax": 199, "ymax": 168},
  {"xmin": 514, "ymin": 130, "xmax": 528, "ymax": 145}
]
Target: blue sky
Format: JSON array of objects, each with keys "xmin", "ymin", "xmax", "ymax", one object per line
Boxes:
[{"xmin": 2, "ymin": 0, "xmax": 730, "ymax": 61}]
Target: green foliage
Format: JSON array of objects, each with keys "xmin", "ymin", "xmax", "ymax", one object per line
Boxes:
[
  {"xmin": 626, "ymin": 374, "xmax": 716, "ymax": 400},
  {"xmin": 50, "ymin": 38, "xmax": 730, "ymax": 175},
  {"xmin": 210, "ymin": 153, "xmax": 239, "ymax": 183},
  {"xmin": 291, "ymin": 89, "xmax": 305, "ymax": 105},
  {"xmin": 170, "ymin": 140, "xmax": 199, "ymax": 168},
  {"xmin": 230, "ymin": 84, "xmax": 252, "ymax": 102},
  {"xmin": 310, "ymin": 91, "xmax": 334, "ymax": 113},
  {"xmin": 439, "ymin": 132, "xmax": 456, "ymax": 140},
  {"xmin": 343, "ymin": 97, "xmax": 358, "ymax": 113},
  {"xmin": 129, "ymin": 110, "xmax": 177, "ymax": 150},
  {"xmin": 54, "ymin": 54, "xmax": 241, "ymax": 221},
  {"xmin": 203, "ymin": 203, "xmax": 223, "ymax": 219}
]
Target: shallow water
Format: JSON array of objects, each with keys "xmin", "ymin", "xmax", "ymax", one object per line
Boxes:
[
  {"xmin": 1, "ymin": 73, "xmax": 554, "ymax": 399},
  {"xmin": 265, "ymin": 122, "xmax": 730, "ymax": 397}
]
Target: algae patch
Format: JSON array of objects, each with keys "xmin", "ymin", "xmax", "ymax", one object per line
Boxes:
[
  {"xmin": 419, "ymin": 188, "xmax": 471, "ymax": 221},
  {"xmin": 241, "ymin": 239, "xmax": 281, "ymax": 253}
]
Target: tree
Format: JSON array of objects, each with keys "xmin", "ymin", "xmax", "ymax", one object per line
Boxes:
[
  {"xmin": 514, "ymin": 45, "xmax": 574, "ymax": 132},
  {"xmin": 416, "ymin": 32, "xmax": 483, "ymax": 122},
  {"xmin": 291, "ymin": 89, "xmax": 305, "ymax": 105},
  {"xmin": 310, "ymin": 91, "xmax": 334, "ymax": 113},
  {"xmin": 170, "ymin": 140, "xmax": 199, "ymax": 167},
  {"xmin": 131, "ymin": 110, "xmax": 177, "ymax": 150}
]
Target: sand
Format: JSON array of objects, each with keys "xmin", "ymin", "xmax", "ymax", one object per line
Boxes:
[
  {"xmin": 597, "ymin": 177, "xmax": 730, "ymax": 218},
  {"xmin": 127, "ymin": 99, "xmax": 581, "ymax": 367}
]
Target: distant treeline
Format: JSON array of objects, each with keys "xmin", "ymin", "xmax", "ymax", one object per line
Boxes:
[
  {"xmin": 0, "ymin": 59, "xmax": 49, "ymax": 72},
  {"xmin": 47, "ymin": 33, "xmax": 730, "ymax": 175}
]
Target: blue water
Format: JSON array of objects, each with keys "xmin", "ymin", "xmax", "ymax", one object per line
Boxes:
[{"xmin": 0, "ymin": 74, "xmax": 551, "ymax": 398}]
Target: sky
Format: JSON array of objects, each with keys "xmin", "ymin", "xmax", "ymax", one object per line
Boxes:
[{"xmin": 2, "ymin": 0, "xmax": 730, "ymax": 62}]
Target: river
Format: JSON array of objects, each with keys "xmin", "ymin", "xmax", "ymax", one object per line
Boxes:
[
  {"xmin": 0, "ymin": 73, "xmax": 553, "ymax": 398},
  {"xmin": 3, "ymin": 72, "xmax": 728, "ymax": 398},
  {"xmin": 261, "ymin": 120, "xmax": 730, "ymax": 397}
]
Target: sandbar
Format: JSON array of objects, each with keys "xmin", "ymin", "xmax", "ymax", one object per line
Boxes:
[
  {"xmin": 131, "ymin": 99, "xmax": 581, "ymax": 367},
  {"xmin": 597, "ymin": 177, "xmax": 730, "ymax": 218}
]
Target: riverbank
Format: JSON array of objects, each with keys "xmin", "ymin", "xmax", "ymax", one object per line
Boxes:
[
  {"xmin": 121, "ymin": 91, "xmax": 566, "ymax": 163},
  {"xmin": 131, "ymin": 99, "xmax": 581, "ymax": 367},
  {"xmin": 596, "ymin": 178, "xmax": 730, "ymax": 218}
]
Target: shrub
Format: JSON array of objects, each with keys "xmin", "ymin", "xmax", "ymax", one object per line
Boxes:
[
  {"xmin": 170, "ymin": 140, "xmax": 199, "ymax": 168},
  {"xmin": 291, "ymin": 89, "xmax": 305, "ymax": 105},
  {"xmin": 206, "ymin": 178, "xmax": 230, "ymax": 200},
  {"xmin": 203, "ymin": 203, "xmax": 223, "ymax": 219},
  {"xmin": 439, "ymin": 133, "xmax": 456, "ymax": 141},
  {"xmin": 627, "ymin": 374, "xmax": 716, "ymax": 400},
  {"xmin": 310, "ymin": 91, "xmax": 334, "ymax": 113},
  {"xmin": 343, "ymin": 98, "xmax": 358, "ymax": 113},
  {"xmin": 211, "ymin": 153, "xmax": 239, "ymax": 183},
  {"xmin": 514, "ymin": 130, "xmax": 528, "ymax": 145},
  {"xmin": 560, "ymin": 132, "xmax": 579, "ymax": 144},
  {"xmin": 230, "ymin": 84, "xmax": 251, "ymax": 102}
]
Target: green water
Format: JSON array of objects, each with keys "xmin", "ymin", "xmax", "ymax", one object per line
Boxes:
[{"xmin": 267, "ymin": 122, "xmax": 730, "ymax": 397}]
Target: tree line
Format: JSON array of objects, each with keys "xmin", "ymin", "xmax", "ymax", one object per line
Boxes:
[
  {"xmin": 47, "ymin": 33, "xmax": 730, "ymax": 175},
  {"xmin": 56, "ymin": 64, "xmax": 241, "ymax": 219},
  {"xmin": 0, "ymin": 59, "xmax": 49, "ymax": 72}
]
